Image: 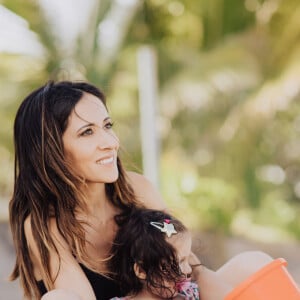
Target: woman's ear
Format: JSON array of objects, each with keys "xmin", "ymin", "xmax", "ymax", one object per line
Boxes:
[{"xmin": 133, "ymin": 262, "xmax": 147, "ymax": 280}]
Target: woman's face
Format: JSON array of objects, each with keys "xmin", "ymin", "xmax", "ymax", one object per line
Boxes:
[{"xmin": 62, "ymin": 92, "xmax": 119, "ymax": 184}]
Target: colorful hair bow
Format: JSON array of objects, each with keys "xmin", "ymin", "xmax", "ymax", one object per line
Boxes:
[{"xmin": 150, "ymin": 219, "xmax": 177, "ymax": 237}]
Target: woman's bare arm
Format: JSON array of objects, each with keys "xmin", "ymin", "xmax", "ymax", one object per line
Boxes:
[
  {"xmin": 24, "ymin": 216, "xmax": 96, "ymax": 300},
  {"xmin": 41, "ymin": 289, "xmax": 82, "ymax": 300},
  {"xmin": 127, "ymin": 171, "xmax": 167, "ymax": 210}
]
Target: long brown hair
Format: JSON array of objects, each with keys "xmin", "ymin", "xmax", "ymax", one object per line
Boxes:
[{"xmin": 9, "ymin": 81, "xmax": 139, "ymax": 299}]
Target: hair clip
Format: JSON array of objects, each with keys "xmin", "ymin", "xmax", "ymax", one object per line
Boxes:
[{"xmin": 150, "ymin": 220, "xmax": 177, "ymax": 238}]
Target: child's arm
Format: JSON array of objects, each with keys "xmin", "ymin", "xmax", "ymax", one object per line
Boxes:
[
  {"xmin": 190, "ymin": 251, "xmax": 274, "ymax": 300},
  {"xmin": 193, "ymin": 266, "xmax": 232, "ymax": 300},
  {"xmin": 215, "ymin": 251, "xmax": 273, "ymax": 287},
  {"xmin": 189, "ymin": 252, "xmax": 232, "ymax": 300}
]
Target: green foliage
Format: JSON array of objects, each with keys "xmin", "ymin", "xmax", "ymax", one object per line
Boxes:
[{"xmin": 1, "ymin": 0, "xmax": 300, "ymax": 240}]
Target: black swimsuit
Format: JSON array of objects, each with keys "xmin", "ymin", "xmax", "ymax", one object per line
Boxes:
[{"xmin": 37, "ymin": 264, "xmax": 123, "ymax": 300}]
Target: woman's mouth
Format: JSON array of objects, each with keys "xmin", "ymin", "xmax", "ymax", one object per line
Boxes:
[{"xmin": 96, "ymin": 156, "xmax": 114, "ymax": 165}]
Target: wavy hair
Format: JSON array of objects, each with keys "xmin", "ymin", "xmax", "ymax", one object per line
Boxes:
[
  {"xmin": 108, "ymin": 209, "xmax": 187, "ymax": 299},
  {"xmin": 9, "ymin": 81, "xmax": 138, "ymax": 299}
]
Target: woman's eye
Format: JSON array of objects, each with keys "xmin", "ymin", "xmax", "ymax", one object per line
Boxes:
[
  {"xmin": 104, "ymin": 122, "xmax": 114, "ymax": 129},
  {"xmin": 80, "ymin": 128, "xmax": 93, "ymax": 136}
]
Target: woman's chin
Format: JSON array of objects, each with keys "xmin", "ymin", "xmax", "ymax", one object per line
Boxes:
[{"xmin": 104, "ymin": 172, "xmax": 119, "ymax": 183}]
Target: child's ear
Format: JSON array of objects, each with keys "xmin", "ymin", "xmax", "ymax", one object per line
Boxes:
[{"xmin": 133, "ymin": 262, "xmax": 147, "ymax": 280}]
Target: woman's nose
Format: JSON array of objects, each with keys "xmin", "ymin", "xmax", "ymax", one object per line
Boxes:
[{"xmin": 97, "ymin": 130, "xmax": 119, "ymax": 150}]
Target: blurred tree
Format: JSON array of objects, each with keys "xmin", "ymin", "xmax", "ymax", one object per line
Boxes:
[{"xmin": 1, "ymin": 0, "xmax": 300, "ymax": 240}]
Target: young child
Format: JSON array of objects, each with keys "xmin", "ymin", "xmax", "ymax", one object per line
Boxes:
[
  {"xmin": 107, "ymin": 208, "xmax": 296, "ymax": 300},
  {"xmin": 108, "ymin": 208, "xmax": 201, "ymax": 299}
]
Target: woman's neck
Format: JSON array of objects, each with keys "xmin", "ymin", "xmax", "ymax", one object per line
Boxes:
[{"xmin": 78, "ymin": 182, "xmax": 114, "ymax": 220}]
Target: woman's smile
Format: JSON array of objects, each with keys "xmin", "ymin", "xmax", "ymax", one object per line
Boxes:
[
  {"xmin": 63, "ymin": 92, "xmax": 120, "ymax": 184},
  {"xmin": 96, "ymin": 155, "xmax": 115, "ymax": 165}
]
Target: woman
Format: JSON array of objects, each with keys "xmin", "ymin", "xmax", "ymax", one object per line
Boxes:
[
  {"xmin": 9, "ymin": 81, "xmax": 275, "ymax": 300},
  {"xmin": 9, "ymin": 81, "xmax": 166, "ymax": 300}
]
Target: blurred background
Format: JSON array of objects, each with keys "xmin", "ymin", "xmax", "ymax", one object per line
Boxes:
[{"xmin": 1, "ymin": 0, "xmax": 300, "ymax": 298}]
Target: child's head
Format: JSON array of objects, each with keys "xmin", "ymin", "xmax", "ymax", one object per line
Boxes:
[{"xmin": 108, "ymin": 208, "xmax": 192, "ymax": 298}]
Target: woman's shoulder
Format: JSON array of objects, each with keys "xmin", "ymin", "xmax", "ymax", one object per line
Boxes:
[
  {"xmin": 24, "ymin": 215, "xmax": 57, "ymax": 244},
  {"xmin": 25, "ymin": 215, "xmax": 97, "ymax": 298},
  {"xmin": 24, "ymin": 215, "xmax": 44, "ymax": 278},
  {"xmin": 126, "ymin": 171, "xmax": 167, "ymax": 210},
  {"xmin": 24, "ymin": 214, "xmax": 40, "ymax": 250},
  {"xmin": 24, "ymin": 215, "xmax": 71, "ymax": 272},
  {"xmin": 24, "ymin": 215, "xmax": 35, "ymax": 262},
  {"xmin": 24, "ymin": 214, "xmax": 32, "ymax": 238}
]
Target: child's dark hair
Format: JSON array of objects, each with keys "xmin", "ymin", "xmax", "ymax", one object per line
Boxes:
[{"xmin": 108, "ymin": 208, "xmax": 187, "ymax": 298}]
